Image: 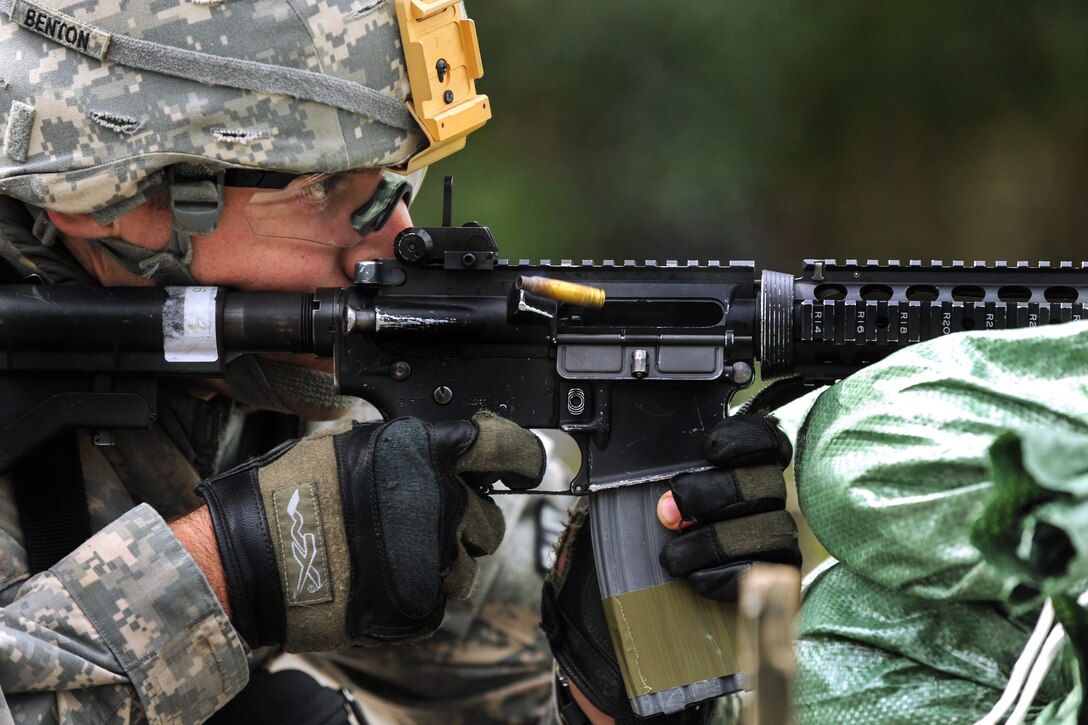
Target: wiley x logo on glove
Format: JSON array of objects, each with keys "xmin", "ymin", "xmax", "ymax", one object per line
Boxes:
[
  {"xmin": 279, "ymin": 485, "xmax": 328, "ymax": 604},
  {"xmin": 196, "ymin": 411, "xmax": 545, "ymax": 652}
]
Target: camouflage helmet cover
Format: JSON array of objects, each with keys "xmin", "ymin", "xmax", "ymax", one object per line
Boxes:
[{"xmin": 0, "ymin": 0, "xmax": 444, "ymax": 214}]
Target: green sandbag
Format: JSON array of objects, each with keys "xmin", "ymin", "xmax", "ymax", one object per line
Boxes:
[{"xmin": 790, "ymin": 320, "xmax": 1088, "ymax": 723}]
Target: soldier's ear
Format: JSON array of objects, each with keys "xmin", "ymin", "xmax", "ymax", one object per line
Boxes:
[{"xmin": 46, "ymin": 210, "xmax": 114, "ymax": 239}]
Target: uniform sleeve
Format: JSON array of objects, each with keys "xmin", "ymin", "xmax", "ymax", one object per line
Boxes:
[{"xmin": 0, "ymin": 503, "xmax": 249, "ymax": 724}]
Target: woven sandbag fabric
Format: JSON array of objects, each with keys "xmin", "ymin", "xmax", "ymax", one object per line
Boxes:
[
  {"xmin": 968, "ymin": 427, "xmax": 1088, "ymax": 722},
  {"xmin": 794, "ymin": 433, "xmax": 1088, "ymax": 724},
  {"xmin": 796, "ymin": 565, "xmax": 1074, "ymax": 723},
  {"xmin": 791, "ymin": 320, "xmax": 1088, "ymax": 723}
]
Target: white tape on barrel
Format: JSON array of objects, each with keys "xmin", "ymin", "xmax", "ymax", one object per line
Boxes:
[{"xmin": 163, "ymin": 286, "xmax": 219, "ymax": 362}]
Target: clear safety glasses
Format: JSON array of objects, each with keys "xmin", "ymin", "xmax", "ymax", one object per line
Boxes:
[{"xmin": 236, "ymin": 170, "xmax": 413, "ymax": 248}]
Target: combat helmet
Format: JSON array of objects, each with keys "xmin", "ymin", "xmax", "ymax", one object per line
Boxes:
[{"xmin": 0, "ymin": 0, "xmax": 490, "ymax": 219}]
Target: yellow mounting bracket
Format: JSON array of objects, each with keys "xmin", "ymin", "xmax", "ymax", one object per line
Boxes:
[{"xmin": 394, "ymin": 0, "xmax": 492, "ymax": 173}]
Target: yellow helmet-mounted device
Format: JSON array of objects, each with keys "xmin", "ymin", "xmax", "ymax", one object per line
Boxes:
[{"xmin": 394, "ymin": 0, "xmax": 492, "ymax": 173}]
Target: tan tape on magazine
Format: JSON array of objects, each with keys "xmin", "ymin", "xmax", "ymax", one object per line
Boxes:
[{"xmin": 602, "ymin": 580, "xmax": 741, "ymax": 698}]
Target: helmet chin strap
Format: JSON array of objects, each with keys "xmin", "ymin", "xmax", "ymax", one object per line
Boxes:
[
  {"xmin": 88, "ymin": 232, "xmax": 198, "ymax": 285},
  {"xmin": 21, "ymin": 199, "xmax": 195, "ymax": 285},
  {"xmin": 78, "ymin": 165, "xmax": 227, "ymax": 285}
]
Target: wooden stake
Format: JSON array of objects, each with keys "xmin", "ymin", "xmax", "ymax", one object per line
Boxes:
[{"xmin": 740, "ymin": 564, "xmax": 801, "ymax": 725}]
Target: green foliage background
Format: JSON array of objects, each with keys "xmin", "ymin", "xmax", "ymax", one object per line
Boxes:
[{"xmin": 413, "ymin": 2, "xmax": 1088, "ymax": 271}]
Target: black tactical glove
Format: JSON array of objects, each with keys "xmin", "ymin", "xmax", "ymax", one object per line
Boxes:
[
  {"xmin": 659, "ymin": 414, "xmax": 801, "ymax": 601},
  {"xmin": 196, "ymin": 411, "xmax": 545, "ymax": 652}
]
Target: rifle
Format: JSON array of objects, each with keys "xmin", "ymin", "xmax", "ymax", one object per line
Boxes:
[{"xmin": 3, "ymin": 192, "xmax": 1087, "ymax": 715}]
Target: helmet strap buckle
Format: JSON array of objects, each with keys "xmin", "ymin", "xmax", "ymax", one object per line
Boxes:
[{"xmin": 168, "ymin": 166, "xmax": 225, "ymax": 235}]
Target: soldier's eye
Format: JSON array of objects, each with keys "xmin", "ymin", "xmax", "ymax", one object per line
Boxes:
[{"xmin": 299, "ymin": 182, "xmax": 328, "ymax": 202}]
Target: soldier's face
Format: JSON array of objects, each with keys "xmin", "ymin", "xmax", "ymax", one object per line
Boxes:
[
  {"xmin": 189, "ymin": 170, "xmax": 413, "ymax": 292},
  {"xmin": 67, "ymin": 168, "xmax": 412, "ymax": 292}
]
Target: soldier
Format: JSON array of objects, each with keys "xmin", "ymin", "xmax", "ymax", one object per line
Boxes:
[
  {"xmin": 0, "ymin": 1, "xmax": 550, "ymax": 722},
  {"xmin": 0, "ymin": 1, "xmax": 800, "ymax": 723}
]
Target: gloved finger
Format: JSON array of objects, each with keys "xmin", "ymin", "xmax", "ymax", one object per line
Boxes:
[
  {"xmin": 455, "ymin": 411, "xmax": 546, "ymax": 490},
  {"xmin": 659, "ymin": 510, "xmax": 800, "ymax": 578},
  {"xmin": 670, "ymin": 465, "xmax": 787, "ymax": 524},
  {"xmin": 445, "ymin": 551, "xmax": 478, "ymax": 600},
  {"xmin": 460, "ymin": 492, "xmax": 505, "ymax": 558},
  {"xmin": 704, "ymin": 415, "xmax": 792, "ymax": 468},
  {"xmin": 687, "ymin": 561, "xmax": 751, "ymax": 602},
  {"xmin": 446, "ymin": 493, "xmax": 504, "ymax": 600}
]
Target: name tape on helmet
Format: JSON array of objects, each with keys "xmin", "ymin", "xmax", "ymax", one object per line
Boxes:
[{"xmin": 11, "ymin": 0, "xmax": 111, "ymax": 60}]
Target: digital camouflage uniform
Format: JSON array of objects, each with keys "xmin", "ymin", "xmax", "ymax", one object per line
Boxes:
[
  {"xmin": 0, "ymin": 200, "xmax": 257, "ymax": 724},
  {"xmin": 0, "ymin": 411, "xmax": 249, "ymax": 723}
]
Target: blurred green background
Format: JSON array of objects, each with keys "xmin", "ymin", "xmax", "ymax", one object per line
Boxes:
[{"xmin": 413, "ymin": 1, "xmax": 1088, "ymax": 272}]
